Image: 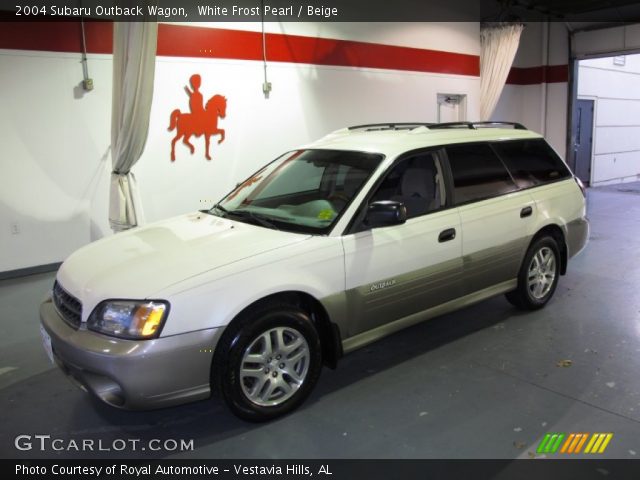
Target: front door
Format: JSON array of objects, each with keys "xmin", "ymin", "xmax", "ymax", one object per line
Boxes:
[{"xmin": 341, "ymin": 151, "xmax": 463, "ymax": 337}]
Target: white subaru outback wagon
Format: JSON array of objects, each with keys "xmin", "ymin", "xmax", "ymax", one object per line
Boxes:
[{"xmin": 40, "ymin": 122, "xmax": 589, "ymax": 421}]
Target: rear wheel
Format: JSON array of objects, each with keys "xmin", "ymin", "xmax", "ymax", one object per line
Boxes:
[
  {"xmin": 212, "ymin": 302, "xmax": 322, "ymax": 422},
  {"xmin": 506, "ymin": 236, "xmax": 560, "ymax": 310}
]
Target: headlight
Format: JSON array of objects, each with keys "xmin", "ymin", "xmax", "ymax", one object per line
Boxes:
[{"xmin": 87, "ymin": 300, "xmax": 169, "ymax": 340}]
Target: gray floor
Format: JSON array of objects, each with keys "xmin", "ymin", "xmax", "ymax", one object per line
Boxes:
[{"xmin": 1, "ymin": 184, "xmax": 639, "ymax": 459}]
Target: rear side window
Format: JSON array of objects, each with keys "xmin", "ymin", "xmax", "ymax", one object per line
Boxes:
[
  {"xmin": 492, "ymin": 139, "xmax": 571, "ymax": 188},
  {"xmin": 446, "ymin": 143, "xmax": 518, "ymax": 204}
]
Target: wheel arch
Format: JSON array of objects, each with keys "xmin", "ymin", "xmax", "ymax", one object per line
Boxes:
[
  {"xmin": 530, "ymin": 224, "xmax": 568, "ymax": 275},
  {"xmin": 215, "ymin": 291, "xmax": 343, "ymax": 372}
]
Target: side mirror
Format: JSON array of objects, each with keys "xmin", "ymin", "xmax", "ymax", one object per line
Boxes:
[{"xmin": 365, "ymin": 200, "xmax": 407, "ymax": 228}]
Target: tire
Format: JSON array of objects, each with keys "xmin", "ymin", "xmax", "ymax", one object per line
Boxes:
[
  {"xmin": 506, "ymin": 235, "xmax": 561, "ymax": 310},
  {"xmin": 212, "ymin": 302, "xmax": 322, "ymax": 422}
]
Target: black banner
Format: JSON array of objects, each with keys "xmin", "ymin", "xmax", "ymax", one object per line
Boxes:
[
  {"xmin": 1, "ymin": 0, "xmax": 640, "ymax": 22},
  {"xmin": 5, "ymin": 459, "xmax": 640, "ymax": 480}
]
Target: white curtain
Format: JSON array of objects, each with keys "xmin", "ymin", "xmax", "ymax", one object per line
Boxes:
[
  {"xmin": 109, "ymin": 22, "xmax": 158, "ymax": 232},
  {"xmin": 480, "ymin": 23, "xmax": 524, "ymax": 121}
]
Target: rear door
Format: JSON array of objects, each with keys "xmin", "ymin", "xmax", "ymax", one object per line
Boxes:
[{"xmin": 444, "ymin": 142, "xmax": 534, "ymax": 295}]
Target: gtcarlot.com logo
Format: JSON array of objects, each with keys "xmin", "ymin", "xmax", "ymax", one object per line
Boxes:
[
  {"xmin": 14, "ymin": 435, "xmax": 194, "ymax": 452},
  {"xmin": 537, "ymin": 432, "xmax": 613, "ymax": 455}
]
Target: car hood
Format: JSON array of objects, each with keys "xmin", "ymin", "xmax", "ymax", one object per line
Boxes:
[{"xmin": 56, "ymin": 212, "xmax": 310, "ymax": 306}]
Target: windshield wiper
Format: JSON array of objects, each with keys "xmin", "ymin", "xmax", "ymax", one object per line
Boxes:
[
  {"xmin": 211, "ymin": 203, "xmax": 229, "ymax": 215},
  {"xmin": 209, "ymin": 204, "xmax": 279, "ymax": 230},
  {"xmin": 226, "ymin": 209, "xmax": 280, "ymax": 230}
]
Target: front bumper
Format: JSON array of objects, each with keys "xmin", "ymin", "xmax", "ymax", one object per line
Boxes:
[{"xmin": 39, "ymin": 297, "xmax": 224, "ymax": 410}]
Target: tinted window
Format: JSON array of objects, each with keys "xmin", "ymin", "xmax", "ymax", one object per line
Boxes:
[
  {"xmin": 492, "ymin": 139, "xmax": 571, "ymax": 188},
  {"xmin": 446, "ymin": 143, "xmax": 517, "ymax": 204}
]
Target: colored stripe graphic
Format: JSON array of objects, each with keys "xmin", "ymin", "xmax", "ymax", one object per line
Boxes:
[
  {"xmin": 584, "ymin": 433, "xmax": 613, "ymax": 454},
  {"xmin": 575, "ymin": 433, "xmax": 589, "ymax": 453},
  {"xmin": 536, "ymin": 433, "xmax": 552, "ymax": 453},
  {"xmin": 569, "ymin": 433, "xmax": 583, "ymax": 453},
  {"xmin": 539, "ymin": 433, "xmax": 614, "ymax": 454},
  {"xmin": 560, "ymin": 433, "xmax": 575, "ymax": 453},
  {"xmin": 537, "ymin": 433, "xmax": 565, "ymax": 454},
  {"xmin": 598, "ymin": 434, "xmax": 613, "ymax": 453},
  {"xmin": 550, "ymin": 434, "xmax": 565, "ymax": 453}
]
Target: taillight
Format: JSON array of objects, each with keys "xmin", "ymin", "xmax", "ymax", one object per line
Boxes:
[{"xmin": 575, "ymin": 176, "xmax": 586, "ymax": 198}]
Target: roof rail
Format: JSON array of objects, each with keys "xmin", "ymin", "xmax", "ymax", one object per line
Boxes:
[
  {"xmin": 428, "ymin": 121, "xmax": 527, "ymax": 130},
  {"xmin": 346, "ymin": 121, "xmax": 528, "ymax": 133},
  {"xmin": 348, "ymin": 123, "xmax": 433, "ymax": 131},
  {"xmin": 473, "ymin": 121, "xmax": 527, "ymax": 130}
]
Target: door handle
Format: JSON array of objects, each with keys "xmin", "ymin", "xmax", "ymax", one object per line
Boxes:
[
  {"xmin": 520, "ymin": 206, "xmax": 533, "ymax": 218},
  {"xmin": 438, "ymin": 228, "xmax": 456, "ymax": 243}
]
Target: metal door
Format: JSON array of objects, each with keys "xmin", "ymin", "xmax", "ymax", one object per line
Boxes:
[{"xmin": 574, "ymin": 99, "xmax": 594, "ymax": 184}]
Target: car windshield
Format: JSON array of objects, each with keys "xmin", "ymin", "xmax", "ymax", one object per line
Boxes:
[{"xmin": 210, "ymin": 149, "xmax": 383, "ymax": 234}]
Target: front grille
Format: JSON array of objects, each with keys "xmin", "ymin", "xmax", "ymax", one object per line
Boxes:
[{"xmin": 52, "ymin": 281, "xmax": 82, "ymax": 329}]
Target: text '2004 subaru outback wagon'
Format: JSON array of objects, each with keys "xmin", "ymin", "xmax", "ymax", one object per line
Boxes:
[{"xmin": 40, "ymin": 121, "xmax": 589, "ymax": 421}]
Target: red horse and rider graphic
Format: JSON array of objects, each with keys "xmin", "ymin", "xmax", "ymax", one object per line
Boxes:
[{"xmin": 169, "ymin": 74, "xmax": 227, "ymax": 161}]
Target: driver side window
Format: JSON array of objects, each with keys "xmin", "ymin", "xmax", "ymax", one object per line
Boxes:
[{"xmin": 371, "ymin": 152, "xmax": 446, "ymax": 219}]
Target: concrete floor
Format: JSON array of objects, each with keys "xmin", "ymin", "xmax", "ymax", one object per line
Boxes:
[{"xmin": 1, "ymin": 184, "xmax": 639, "ymax": 459}]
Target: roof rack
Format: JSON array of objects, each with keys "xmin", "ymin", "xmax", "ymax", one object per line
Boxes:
[
  {"xmin": 347, "ymin": 121, "xmax": 528, "ymax": 132},
  {"xmin": 348, "ymin": 123, "xmax": 434, "ymax": 131},
  {"xmin": 427, "ymin": 121, "xmax": 527, "ymax": 130}
]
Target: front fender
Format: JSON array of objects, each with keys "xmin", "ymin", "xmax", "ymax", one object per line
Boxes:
[{"xmin": 155, "ymin": 237, "xmax": 345, "ymax": 336}]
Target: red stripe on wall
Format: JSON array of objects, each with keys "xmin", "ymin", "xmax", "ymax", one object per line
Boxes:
[
  {"xmin": 0, "ymin": 21, "xmax": 113, "ymax": 54},
  {"xmin": 0, "ymin": 21, "xmax": 480, "ymax": 77},
  {"xmin": 506, "ymin": 65, "xmax": 568, "ymax": 85},
  {"xmin": 156, "ymin": 24, "xmax": 480, "ymax": 76}
]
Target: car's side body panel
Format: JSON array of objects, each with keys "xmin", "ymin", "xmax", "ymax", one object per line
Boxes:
[
  {"xmin": 340, "ymin": 208, "xmax": 463, "ymax": 337},
  {"xmin": 155, "ymin": 236, "xmax": 346, "ymax": 336},
  {"xmin": 341, "ymin": 279, "xmax": 517, "ymax": 353},
  {"xmin": 528, "ymin": 179, "xmax": 589, "ymax": 257},
  {"xmin": 457, "ymin": 189, "xmax": 536, "ymax": 295},
  {"xmin": 566, "ymin": 217, "xmax": 590, "ymax": 258}
]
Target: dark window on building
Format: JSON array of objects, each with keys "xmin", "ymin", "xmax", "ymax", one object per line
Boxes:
[
  {"xmin": 446, "ymin": 143, "xmax": 518, "ymax": 204},
  {"xmin": 492, "ymin": 139, "xmax": 572, "ymax": 188}
]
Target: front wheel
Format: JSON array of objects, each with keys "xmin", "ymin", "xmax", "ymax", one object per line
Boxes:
[
  {"xmin": 212, "ymin": 303, "xmax": 322, "ymax": 422},
  {"xmin": 506, "ymin": 236, "xmax": 560, "ymax": 310}
]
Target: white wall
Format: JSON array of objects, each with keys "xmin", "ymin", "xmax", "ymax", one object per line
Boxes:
[
  {"xmin": 491, "ymin": 22, "xmax": 569, "ymax": 158},
  {"xmin": 578, "ymin": 54, "xmax": 640, "ymax": 185},
  {"xmin": 0, "ymin": 50, "xmax": 113, "ymax": 272},
  {"xmin": 0, "ymin": 22, "xmax": 481, "ymax": 272}
]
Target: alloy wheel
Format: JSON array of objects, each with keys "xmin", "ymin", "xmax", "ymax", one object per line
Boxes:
[
  {"xmin": 527, "ymin": 246, "xmax": 557, "ymax": 300},
  {"xmin": 240, "ymin": 327, "xmax": 310, "ymax": 407}
]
